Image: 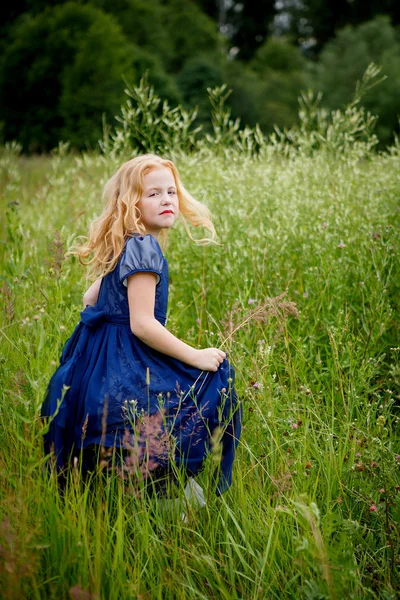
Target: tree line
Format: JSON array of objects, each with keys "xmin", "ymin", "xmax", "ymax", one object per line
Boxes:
[{"xmin": 1, "ymin": 0, "xmax": 400, "ymax": 152}]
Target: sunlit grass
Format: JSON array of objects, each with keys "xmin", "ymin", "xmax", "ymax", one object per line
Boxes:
[{"xmin": 0, "ymin": 140, "xmax": 399, "ymax": 599}]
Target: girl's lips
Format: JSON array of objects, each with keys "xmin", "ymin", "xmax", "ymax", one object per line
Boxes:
[{"xmin": 160, "ymin": 210, "xmax": 174, "ymax": 214}]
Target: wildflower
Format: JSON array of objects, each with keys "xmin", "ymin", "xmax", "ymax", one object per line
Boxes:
[
  {"xmin": 379, "ymin": 488, "xmax": 386, "ymax": 494},
  {"xmin": 305, "ymin": 461, "xmax": 312, "ymax": 469},
  {"xmin": 370, "ymin": 461, "xmax": 378, "ymax": 468},
  {"xmin": 358, "ymin": 281, "xmax": 364, "ymax": 286},
  {"xmin": 305, "ymin": 388, "xmax": 311, "ymax": 395},
  {"xmin": 355, "ymin": 452, "xmax": 362, "ymax": 458},
  {"xmin": 248, "ymin": 298, "xmax": 256, "ymax": 305},
  {"xmin": 356, "ymin": 462, "xmax": 363, "ymax": 471},
  {"xmin": 60, "ymin": 325, "xmax": 65, "ymax": 331},
  {"xmin": 369, "ymin": 504, "xmax": 377, "ymax": 512},
  {"xmin": 33, "ymin": 315, "xmax": 39, "ymax": 321},
  {"xmin": 322, "ymin": 222, "xmax": 328, "ymax": 228},
  {"xmin": 377, "ymin": 415, "xmax": 386, "ymax": 429},
  {"xmin": 303, "ymin": 291, "xmax": 309, "ymax": 298},
  {"xmin": 196, "ymin": 318, "xmax": 200, "ymax": 324},
  {"xmin": 337, "ymin": 242, "xmax": 345, "ymax": 248},
  {"xmin": 291, "ymin": 423, "xmax": 298, "ymax": 430},
  {"xmin": 252, "ymin": 382, "xmax": 260, "ymax": 389}
]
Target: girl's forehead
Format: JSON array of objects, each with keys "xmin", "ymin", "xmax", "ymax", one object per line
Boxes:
[{"xmin": 143, "ymin": 166, "xmax": 175, "ymax": 187}]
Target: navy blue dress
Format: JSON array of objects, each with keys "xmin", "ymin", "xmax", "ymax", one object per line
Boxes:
[{"xmin": 42, "ymin": 234, "xmax": 242, "ymax": 494}]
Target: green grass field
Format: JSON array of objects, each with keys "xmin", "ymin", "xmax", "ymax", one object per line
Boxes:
[{"xmin": 0, "ymin": 139, "xmax": 399, "ymax": 599}]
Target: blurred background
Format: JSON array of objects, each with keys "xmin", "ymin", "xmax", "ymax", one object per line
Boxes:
[{"xmin": 1, "ymin": 0, "xmax": 400, "ymax": 153}]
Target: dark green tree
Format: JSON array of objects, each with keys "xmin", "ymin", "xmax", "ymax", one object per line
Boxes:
[
  {"xmin": 177, "ymin": 56, "xmax": 224, "ymax": 129},
  {"xmin": 162, "ymin": 0, "xmax": 223, "ymax": 71},
  {"xmin": 0, "ymin": 2, "xmax": 134, "ymax": 151},
  {"xmin": 90, "ymin": 0, "xmax": 175, "ymax": 68},
  {"xmin": 194, "ymin": 1, "xmax": 277, "ymax": 61},
  {"xmin": 276, "ymin": 0, "xmax": 400, "ymax": 52},
  {"xmin": 315, "ymin": 16, "xmax": 400, "ymax": 144},
  {"xmin": 248, "ymin": 37, "xmax": 311, "ymax": 131}
]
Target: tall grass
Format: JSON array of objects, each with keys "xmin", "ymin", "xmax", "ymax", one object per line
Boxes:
[{"xmin": 0, "ymin": 74, "xmax": 399, "ymax": 598}]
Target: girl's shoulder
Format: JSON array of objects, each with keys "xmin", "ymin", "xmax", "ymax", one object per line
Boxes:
[
  {"xmin": 119, "ymin": 233, "xmax": 165, "ymax": 286},
  {"xmin": 125, "ymin": 233, "xmax": 164, "ymax": 257}
]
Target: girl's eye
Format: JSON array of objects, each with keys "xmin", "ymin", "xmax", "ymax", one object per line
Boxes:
[{"xmin": 168, "ymin": 190, "xmax": 176, "ymax": 195}]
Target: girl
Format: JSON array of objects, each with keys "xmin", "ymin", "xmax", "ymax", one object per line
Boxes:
[{"xmin": 41, "ymin": 154, "xmax": 242, "ymax": 496}]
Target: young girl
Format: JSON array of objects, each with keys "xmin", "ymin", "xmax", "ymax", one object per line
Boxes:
[{"xmin": 41, "ymin": 154, "xmax": 242, "ymax": 496}]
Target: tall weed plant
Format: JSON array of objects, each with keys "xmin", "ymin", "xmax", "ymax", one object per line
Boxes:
[{"xmin": 0, "ymin": 66, "xmax": 399, "ymax": 599}]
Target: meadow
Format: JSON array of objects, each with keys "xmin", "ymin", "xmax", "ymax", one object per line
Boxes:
[{"xmin": 0, "ymin": 95, "xmax": 399, "ymax": 598}]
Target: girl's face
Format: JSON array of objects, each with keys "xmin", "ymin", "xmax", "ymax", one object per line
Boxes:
[{"xmin": 136, "ymin": 166, "xmax": 179, "ymax": 238}]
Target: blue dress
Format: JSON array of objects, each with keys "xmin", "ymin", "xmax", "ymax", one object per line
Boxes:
[{"xmin": 41, "ymin": 234, "xmax": 242, "ymax": 494}]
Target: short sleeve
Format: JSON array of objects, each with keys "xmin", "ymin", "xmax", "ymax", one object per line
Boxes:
[{"xmin": 119, "ymin": 235, "xmax": 164, "ymax": 287}]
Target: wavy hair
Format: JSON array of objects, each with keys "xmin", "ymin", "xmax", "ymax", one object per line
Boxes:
[{"xmin": 69, "ymin": 154, "xmax": 217, "ymax": 278}]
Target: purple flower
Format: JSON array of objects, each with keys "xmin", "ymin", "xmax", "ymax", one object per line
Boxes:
[
  {"xmin": 252, "ymin": 382, "xmax": 260, "ymax": 389},
  {"xmin": 248, "ymin": 298, "xmax": 256, "ymax": 305},
  {"xmin": 337, "ymin": 242, "xmax": 345, "ymax": 249},
  {"xmin": 196, "ymin": 318, "xmax": 201, "ymax": 324},
  {"xmin": 303, "ymin": 291, "xmax": 309, "ymax": 298}
]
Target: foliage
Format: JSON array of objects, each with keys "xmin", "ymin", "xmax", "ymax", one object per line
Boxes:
[
  {"xmin": 162, "ymin": 0, "xmax": 223, "ymax": 71},
  {"xmin": 248, "ymin": 37, "xmax": 312, "ymax": 132},
  {"xmin": 314, "ymin": 16, "xmax": 400, "ymax": 146},
  {"xmin": 90, "ymin": 0, "xmax": 175, "ymax": 69},
  {"xmin": 177, "ymin": 56, "xmax": 224, "ymax": 130},
  {"xmin": 3, "ymin": 3, "xmax": 400, "ymax": 152},
  {"xmin": 251, "ymin": 36, "xmax": 307, "ymax": 74},
  {"xmin": 276, "ymin": 0, "xmax": 400, "ymax": 53},
  {"xmin": 59, "ymin": 8, "xmax": 135, "ymax": 149},
  {"xmin": 271, "ymin": 63, "xmax": 384, "ymax": 159},
  {"xmin": 100, "ymin": 74, "xmax": 201, "ymax": 156},
  {"xmin": 0, "ymin": 2, "xmax": 133, "ymax": 151}
]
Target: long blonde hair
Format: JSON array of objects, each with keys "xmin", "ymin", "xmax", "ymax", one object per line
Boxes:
[{"xmin": 70, "ymin": 154, "xmax": 217, "ymax": 278}]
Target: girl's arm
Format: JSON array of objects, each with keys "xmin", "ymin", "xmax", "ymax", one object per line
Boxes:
[
  {"xmin": 127, "ymin": 273, "xmax": 225, "ymax": 372},
  {"xmin": 83, "ymin": 278, "xmax": 102, "ymax": 308}
]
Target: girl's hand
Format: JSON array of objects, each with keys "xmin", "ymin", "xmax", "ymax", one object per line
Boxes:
[{"xmin": 192, "ymin": 348, "xmax": 226, "ymax": 372}]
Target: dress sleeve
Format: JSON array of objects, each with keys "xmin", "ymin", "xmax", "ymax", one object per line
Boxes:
[{"xmin": 119, "ymin": 235, "xmax": 164, "ymax": 287}]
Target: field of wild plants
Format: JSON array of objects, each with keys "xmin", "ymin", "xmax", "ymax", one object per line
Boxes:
[{"xmin": 1, "ymin": 76, "xmax": 400, "ymax": 598}]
